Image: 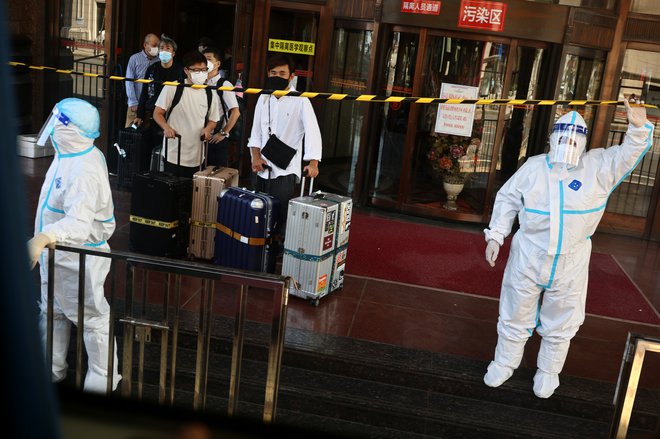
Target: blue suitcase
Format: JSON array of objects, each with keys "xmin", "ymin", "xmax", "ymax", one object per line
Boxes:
[{"xmin": 213, "ymin": 187, "xmax": 280, "ymax": 273}]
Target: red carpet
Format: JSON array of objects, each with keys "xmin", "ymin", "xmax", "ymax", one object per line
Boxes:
[{"xmin": 345, "ymin": 212, "xmax": 660, "ymax": 325}]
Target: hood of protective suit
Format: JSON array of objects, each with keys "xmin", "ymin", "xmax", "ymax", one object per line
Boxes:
[
  {"xmin": 548, "ymin": 111, "xmax": 588, "ymax": 169},
  {"xmin": 38, "ymin": 98, "xmax": 100, "ymax": 154}
]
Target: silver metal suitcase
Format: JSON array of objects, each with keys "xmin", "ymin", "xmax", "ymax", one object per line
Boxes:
[
  {"xmin": 314, "ymin": 192, "xmax": 352, "ymax": 293},
  {"xmin": 282, "ymin": 179, "xmax": 343, "ymax": 305}
]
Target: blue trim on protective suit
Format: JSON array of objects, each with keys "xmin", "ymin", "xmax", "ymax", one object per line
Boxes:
[
  {"xmin": 525, "ymin": 208, "xmax": 549, "ymax": 215},
  {"xmin": 84, "ymin": 240, "xmax": 107, "ymax": 247},
  {"xmin": 38, "ymin": 161, "xmax": 60, "ymax": 233},
  {"xmin": 540, "ymin": 183, "xmax": 564, "ymax": 289},
  {"xmin": 46, "ymin": 205, "xmax": 65, "ymax": 214},
  {"xmin": 608, "ymin": 122, "xmax": 654, "ymax": 196},
  {"xmin": 57, "ymin": 144, "xmax": 96, "ymax": 158}
]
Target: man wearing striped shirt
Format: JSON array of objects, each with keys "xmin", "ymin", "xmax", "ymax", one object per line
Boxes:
[{"xmin": 125, "ymin": 33, "xmax": 160, "ymax": 128}]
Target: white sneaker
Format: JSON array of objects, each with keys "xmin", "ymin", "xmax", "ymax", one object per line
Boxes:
[
  {"xmin": 484, "ymin": 361, "xmax": 514, "ymax": 387},
  {"xmin": 533, "ymin": 369, "xmax": 559, "ymax": 398}
]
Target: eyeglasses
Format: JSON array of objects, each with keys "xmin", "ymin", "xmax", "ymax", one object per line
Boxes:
[{"xmin": 188, "ymin": 68, "xmax": 208, "ymax": 73}]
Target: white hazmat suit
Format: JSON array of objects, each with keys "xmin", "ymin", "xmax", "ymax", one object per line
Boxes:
[
  {"xmin": 483, "ymin": 99, "xmax": 653, "ymax": 398},
  {"xmin": 28, "ymin": 98, "xmax": 121, "ymax": 393}
]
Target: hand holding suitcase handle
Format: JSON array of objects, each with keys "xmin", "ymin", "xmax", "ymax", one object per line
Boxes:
[{"xmin": 300, "ymin": 169, "xmax": 315, "ymax": 197}]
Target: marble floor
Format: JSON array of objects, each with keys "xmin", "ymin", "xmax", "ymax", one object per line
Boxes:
[{"xmin": 20, "ymin": 155, "xmax": 660, "ymax": 391}]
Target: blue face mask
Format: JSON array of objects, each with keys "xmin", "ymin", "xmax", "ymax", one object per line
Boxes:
[{"xmin": 159, "ymin": 51, "xmax": 173, "ymax": 63}]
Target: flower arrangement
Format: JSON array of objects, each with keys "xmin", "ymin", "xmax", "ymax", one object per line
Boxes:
[{"xmin": 426, "ymin": 120, "xmax": 482, "ymax": 184}]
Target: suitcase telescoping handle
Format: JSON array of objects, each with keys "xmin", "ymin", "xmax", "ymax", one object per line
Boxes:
[
  {"xmin": 299, "ymin": 170, "xmax": 315, "ymax": 197},
  {"xmin": 199, "ymin": 137, "xmax": 209, "ymax": 171},
  {"xmin": 162, "ymin": 133, "xmax": 183, "ymax": 169}
]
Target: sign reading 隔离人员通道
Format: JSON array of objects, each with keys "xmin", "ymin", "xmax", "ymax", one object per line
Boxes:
[
  {"xmin": 458, "ymin": 0, "xmax": 507, "ymax": 32},
  {"xmin": 401, "ymin": 0, "xmax": 441, "ymax": 15},
  {"xmin": 434, "ymin": 83, "xmax": 478, "ymax": 137}
]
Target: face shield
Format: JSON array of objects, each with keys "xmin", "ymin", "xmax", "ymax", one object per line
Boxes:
[
  {"xmin": 36, "ymin": 105, "xmax": 70, "ymax": 146},
  {"xmin": 36, "ymin": 98, "xmax": 101, "ymax": 146},
  {"xmin": 548, "ymin": 112, "xmax": 588, "ymax": 168}
]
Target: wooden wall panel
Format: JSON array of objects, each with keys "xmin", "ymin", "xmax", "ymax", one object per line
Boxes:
[
  {"xmin": 333, "ymin": 0, "xmax": 374, "ymax": 20},
  {"xmin": 566, "ymin": 9, "xmax": 616, "ymax": 50},
  {"xmin": 624, "ymin": 16, "xmax": 660, "ymax": 45}
]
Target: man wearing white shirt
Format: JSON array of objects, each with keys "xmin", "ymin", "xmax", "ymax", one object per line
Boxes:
[
  {"xmin": 124, "ymin": 33, "xmax": 160, "ymax": 128},
  {"xmin": 152, "ymin": 51, "xmax": 221, "ymax": 179},
  {"xmin": 248, "ymin": 53, "xmax": 322, "ymax": 252},
  {"xmin": 202, "ymin": 47, "xmax": 241, "ymax": 167}
]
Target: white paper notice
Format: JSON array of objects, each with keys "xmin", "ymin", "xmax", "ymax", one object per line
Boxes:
[{"xmin": 434, "ymin": 83, "xmax": 479, "ymax": 137}]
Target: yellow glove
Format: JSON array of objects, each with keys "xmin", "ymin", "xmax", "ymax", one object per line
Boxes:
[
  {"xmin": 27, "ymin": 232, "xmax": 55, "ymax": 269},
  {"xmin": 485, "ymin": 240, "xmax": 500, "ymax": 268}
]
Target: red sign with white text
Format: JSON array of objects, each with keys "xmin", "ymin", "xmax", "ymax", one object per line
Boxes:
[
  {"xmin": 458, "ymin": 0, "xmax": 507, "ymax": 32},
  {"xmin": 401, "ymin": 0, "xmax": 441, "ymax": 15}
]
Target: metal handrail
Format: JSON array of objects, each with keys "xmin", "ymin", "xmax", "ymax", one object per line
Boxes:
[
  {"xmin": 609, "ymin": 332, "xmax": 660, "ymax": 438},
  {"xmin": 43, "ymin": 243, "xmax": 290, "ymax": 423}
]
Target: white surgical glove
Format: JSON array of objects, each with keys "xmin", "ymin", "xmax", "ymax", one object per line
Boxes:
[
  {"xmin": 624, "ymin": 96, "xmax": 648, "ymax": 128},
  {"xmin": 27, "ymin": 232, "xmax": 55, "ymax": 269},
  {"xmin": 485, "ymin": 240, "xmax": 500, "ymax": 268}
]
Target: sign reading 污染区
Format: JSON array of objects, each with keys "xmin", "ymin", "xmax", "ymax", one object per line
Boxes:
[
  {"xmin": 268, "ymin": 39, "xmax": 315, "ymax": 55},
  {"xmin": 458, "ymin": 0, "xmax": 507, "ymax": 32},
  {"xmin": 401, "ymin": 0, "xmax": 441, "ymax": 15},
  {"xmin": 434, "ymin": 83, "xmax": 478, "ymax": 137}
]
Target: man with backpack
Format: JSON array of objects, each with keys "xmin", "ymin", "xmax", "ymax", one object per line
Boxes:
[
  {"xmin": 202, "ymin": 47, "xmax": 241, "ymax": 167},
  {"xmin": 152, "ymin": 51, "xmax": 222, "ymax": 178}
]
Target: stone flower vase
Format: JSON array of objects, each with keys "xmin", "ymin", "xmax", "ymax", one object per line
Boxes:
[{"xmin": 442, "ymin": 176, "xmax": 465, "ymax": 211}]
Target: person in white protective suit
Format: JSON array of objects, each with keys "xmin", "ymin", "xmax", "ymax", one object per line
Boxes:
[
  {"xmin": 483, "ymin": 97, "xmax": 653, "ymax": 398},
  {"xmin": 27, "ymin": 97, "xmax": 122, "ymax": 394}
]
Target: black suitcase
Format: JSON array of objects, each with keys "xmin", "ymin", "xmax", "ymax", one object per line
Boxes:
[
  {"xmin": 129, "ymin": 135, "xmax": 192, "ymax": 258},
  {"xmin": 116, "ymin": 126, "xmax": 152, "ymax": 190}
]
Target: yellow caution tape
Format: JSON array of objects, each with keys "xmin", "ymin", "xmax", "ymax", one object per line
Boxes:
[
  {"xmin": 191, "ymin": 220, "xmax": 217, "ymax": 229},
  {"xmin": 129, "ymin": 215, "xmax": 179, "ymax": 229},
  {"xmin": 8, "ymin": 61, "xmax": 658, "ymax": 108},
  {"xmin": 216, "ymin": 223, "xmax": 269, "ymax": 246}
]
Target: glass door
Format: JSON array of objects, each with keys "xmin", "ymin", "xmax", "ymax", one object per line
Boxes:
[
  {"xmin": 268, "ymin": 9, "xmax": 319, "ymax": 92},
  {"xmin": 605, "ymin": 49, "xmax": 660, "ymax": 231},
  {"xmin": 319, "ymin": 22, "xmax": 373, "ymax": 196},
  {"xmin": 554, "ymin": 48, "xmax": 606, "ymax": 142},
  {"xmin": 407, "ymin": 36, "xmax": 509, "ymax": 217},
  {"xmin": 369, "ymin": 30, "xmax": 419, "ymax": 205},
  {"xmin": 497, "ymin": 45, "xmax": 548, "ymax": 183}
]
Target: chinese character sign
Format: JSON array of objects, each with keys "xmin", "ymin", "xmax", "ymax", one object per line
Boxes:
[
  {"xmin": 434, "ymin": 83, "xmax": 478, "ymax": 137},
  {"xmin": 268, "ymin": 39, "xmax": 316, "ymax": 55},
  {"xmin": 401, "ymin": 0, "xmax": 441, "ymax": 15},
  {"xmin": 458, "ymin": 0, "xmax": 507, "ymax": 32}
]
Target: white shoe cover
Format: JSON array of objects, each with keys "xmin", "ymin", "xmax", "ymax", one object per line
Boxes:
[
  {"xmin": 484, "ymin": 361, "xmax": 514, "ymax": 387},
  {"xmin": 533, "ymin": 369, "xmax": 559, "ymax": 398}
]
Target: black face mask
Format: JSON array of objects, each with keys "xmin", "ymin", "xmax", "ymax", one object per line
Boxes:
[{"xmin": 265, "ymin": 76, "xmax": 289, "ymax": 90}]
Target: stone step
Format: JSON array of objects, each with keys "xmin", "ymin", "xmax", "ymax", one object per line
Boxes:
[{"xmin": 111, "ymin": 315, "xmax": 659, "ymax": 439}]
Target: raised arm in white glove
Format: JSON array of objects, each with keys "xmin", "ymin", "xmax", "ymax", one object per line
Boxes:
[
  {"xmin": 485, "ymin": 240, "xmax": 500, "ymax": 268},
  {"xmin": 27, "ymin": 232, "xmax": 55, "ymax": 269},
  {"xmin": 624, "ymin": 95, "xmax": 648, "ymax": 128}
]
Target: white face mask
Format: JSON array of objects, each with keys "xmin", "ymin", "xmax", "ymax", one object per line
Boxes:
[
  {"xmin": 207, "ymin": 60, "xmax": 215, "ymax": 73},
  {"xmin": 148, "ymin": 46, "xmax": 159, "ymax": 57},
  {"xmin": 51, "ymin": 122, "xmax": 94, "ymax": 152},
  {"xmin": 191, "ymin": 71, "xmax": 208, "ymax": 85}
]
